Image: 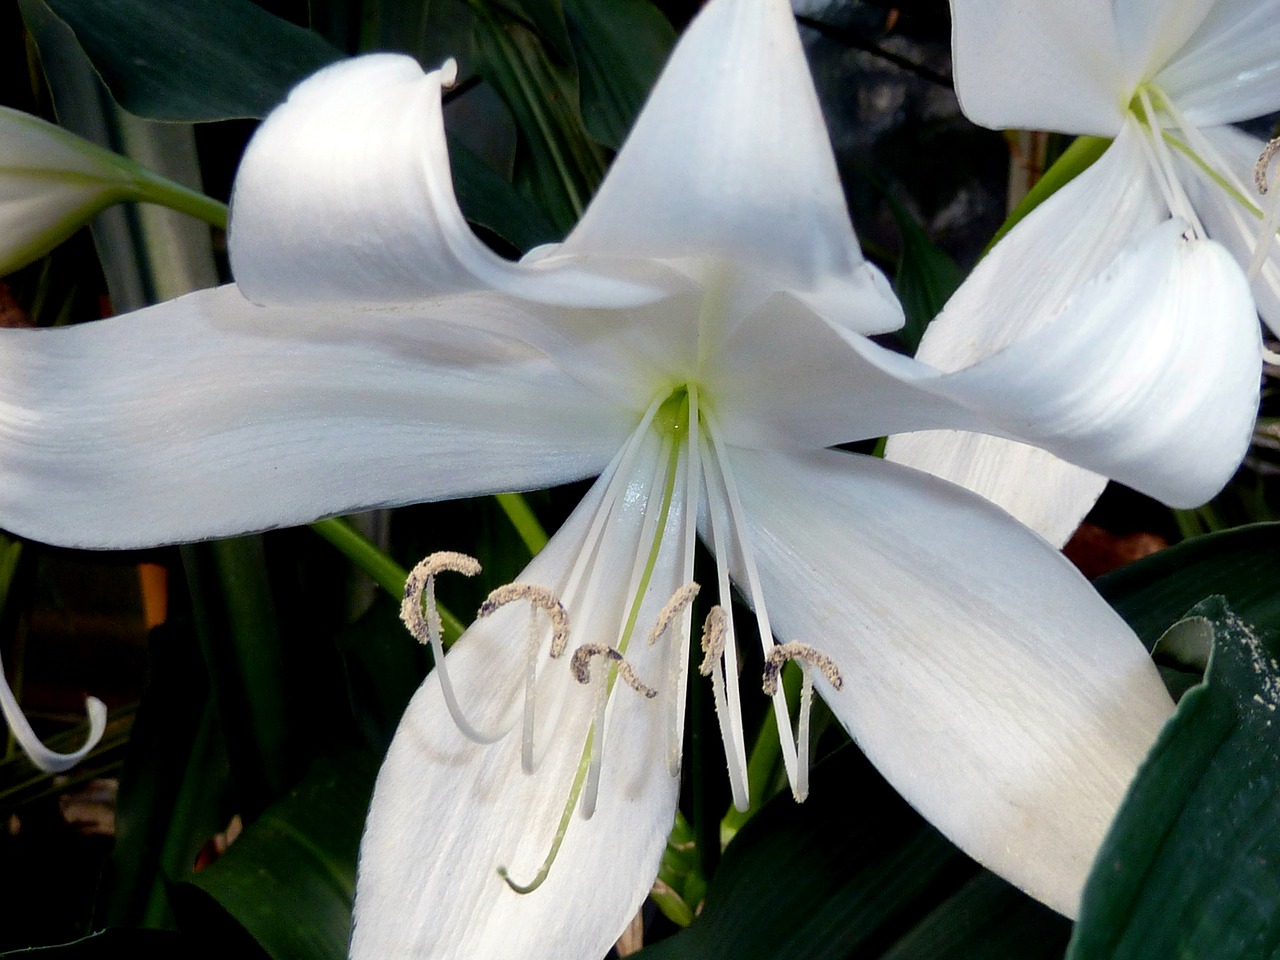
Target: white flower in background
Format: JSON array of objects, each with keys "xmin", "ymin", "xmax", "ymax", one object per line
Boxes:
[
  {"xmin": 888, "ymin": 0, "xmax": 1276, "ymax": 545},
  {"xmin": 0, "ymin": 107, "xmax": 146, "ymax": 276},
  {"xmin": 0, "ymin": 0, "xmax": 1260, "ymax": 953}
]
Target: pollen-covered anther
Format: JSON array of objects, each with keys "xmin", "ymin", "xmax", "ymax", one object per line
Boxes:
[
  {"xmin": 762, "ymin": 642, "xmax": 844, "ymax": 695},
  {"xmin": 1256, "ymin": 136, "xmax": 1280, "ymax": 194},
  {"xmin": 647, "ymin": 582, "xmax": 699, "ymax": 645},
  {"xmin": 477, "ymin": 582, "xmax": 570, "ymax": 657},
  {"xmin": 698, "ymin": 605, "xmax": 729, "ymax": 676},
  {"xmin": 569, "ymin": 644, "xmax": 658, "ymax": 699},
  {"xmin": 400, "ymin": 551, "xmax": 481, "ymax": 643}
]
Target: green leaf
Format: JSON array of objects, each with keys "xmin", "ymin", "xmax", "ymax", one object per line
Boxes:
[
  {"xmin": 887, "ymin": 195, "xmax": 963, "ymax": 351},
  {"xmin": 984, "ymin": 135, "xmax": 1110, "ymax": 255},
  {"xmin": 470, "ymin": 0, "xmax": 606, "ymax": 232},
  {"xmin": 1068, "ymin": 597, "xmax": 1280, "ymax": 960},
  {"xmin": 173, "ymin": 750, "xmax": 378, "ymax": 960},
  {"xmin": 562, "ymin": 0, "xmax": 673, "ymax": 149},
  {"xmin": 1095, "ymin": 522, "xmax": 1280, "ymax": 650},
  {"xmin": 635, "ymin": 745, "xmax": 1067, "ymax": 960},
  {"xmin": 38, "ymin": 0, "xmax": 344, "ymax": 121}
]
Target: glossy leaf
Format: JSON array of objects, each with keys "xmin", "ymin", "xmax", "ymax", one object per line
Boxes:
[
  {"xmin": 174, "ymin": 750, "xmax": 378, "ymax": 960},
  {"xmin": 1095, "ymin": 522, "xmax": 1280, "ymax": 649},
  {"xmin": 470, "ymin": 0, "xmax": 606, "ymax": 232},
  {"xmin": 39, "ymin": 0, "xmax": 343, "ymax": 121},
  {"xmin": 888, "ymin": 195, "xmax": 963, "ymax": 352},
  {"xmin": 634, "ymin": 745, "xmax": 1067, "ymax": 960},
  {"xmin": 563, "ymin": 0, "xmax": 674, "ymax": 149},
  {"xmin": 1069, "ymin": 597, "xmax": 1280, "ymax": 960}
]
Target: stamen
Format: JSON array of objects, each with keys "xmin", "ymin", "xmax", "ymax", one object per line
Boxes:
[
  {"xmin": 570, "ymin": 644, "xmax": 658, "ymax": 699},
  {"xmin": 649, "ymin": 582, "xmax": 699, "ymax": 777},
  {"xmin": 698, "ymin": 605, "xmax": 750, "ymax": 810},
  {"xmin": 761, "ymin": 643, "xmax": 844, "ymax": 802},
  {"xmin": 761, "ymin": 643, "xmax": 844, "ymax": 695},
  {"xmin": 477, "ymin": 582, "xmax": 571, "ymax": 773},
  {"xmin": 1252, "ymin": 136, "xmax": 1280, "ymax": 279},
  {"xmin": 401, "ymin": 552, "xmax": 506, "ymax": 745},
  {"xmin": 1135, "ymin": 88, "xmax": 1204, "ymax": 236}
]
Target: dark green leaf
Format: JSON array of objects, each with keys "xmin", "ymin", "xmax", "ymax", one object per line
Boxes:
[
  {"xmin": 174, "ymin": 750, "xmax": 378, "ymax": 960},
  {"xmin": 1095, "ymin": 522, "xmax": 1280, "ymax": 650},
  {"xmin": 1069, "ymin": 597, "xmax": 1280, "ymax": 960},
  {"xmin": 636, "ymin": 746, "xmax": 1065, "ymax": 960},
  {"xmin": 39, "ymin": 0, "xmax": 344, "ymax": 121},
  {"xmin": 448, "ymin": 133, "xmax": 559, "ymax": 252},
  {"xmin": 887, "ymin": 195, "xmax": 962, "ymax": 351},
  {"xmin": 562, "ymin": 0, "xmax": 674, "ymax": 149},
  {"xmin": 470, "ymin": 0, "xmax": 606, "ymax": 233}
]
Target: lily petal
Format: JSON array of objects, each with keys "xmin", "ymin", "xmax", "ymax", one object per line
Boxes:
[
  {"xmin": 1156, "ymin": 0, "xmax": 1280, "ymax": 125},
  {"xmin": 931, "ymin": 220, "xmax": 1260, "ymax": 511},
  {"xmin": 948, "ymin": 0, "xmax": 1127, "ymax": 135},
  {"xmin": 0, "ymin": 286, "xmax": 632, "ymax": 548},
  {"xmin": 558, "ymin": 0, "xmax": 902, "ymax": 336},
  {"xmin": 353, "ymin": 431, "xmax": 688, "ymax": 960},
  {"xmin": 1177, "ymin": 123, "xmax": 1280, "ymax": 336},
  {"xmin": 885, "ymin": 126, "xmax": 1165, "ymax": 544},
  {"xmin": 0, "ymin": 107, "xmax": 140, "ymax": 275},
  {"xmin": 228, "ymin": 56, "xmax": 670, "ymax": 310},
  {"xmin": 1113, "ymin": 0, "xmax": 1216, "ymax": 88},
  {"xmin": 729, "ymin": 445, "xmax": 1174, "ymax": 918}
]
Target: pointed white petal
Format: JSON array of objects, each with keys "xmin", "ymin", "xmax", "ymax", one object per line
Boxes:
[
  {"xmin": 932, "ymin": 220, "xmax": 1261, "ymax": 511},
  {"xmin": 229, "ymin": 56, "xmax": 670, "ymax": 310},
  {"xmin": 353, "ymin": 431, "xmax": 688, "ymax": 960},
  {"xmin": 0, "ymin": 286, "xmax": 633, "ymax": 548},
  {"xmin": 0, "ymin": 648, "xmax": 106, "ymax": 773},
  {"xmin": 0, "ymin": 107, "xmax": 139, "ymax": 274},
  {"xmin": 1157, "ymin": 0, "xmax": 1280, "ymax": 125},
  {"xmin": 948, "ymin": 0, "xmax": 1127, "ymax": 135},
  {"xmin": 886, "ymin": 126, "xmax": 1165, "ymax": 543},
  {"xmin": 729, "ymin": 445, "xmax": 1173, "ymax": 918},
  {"xmin": 1178, "ymin": 124, "xmax": 1280, "ymax": 336},
  {"xmin": 558, "ymin": 0, "xmax": 901, "ymax": 336}
]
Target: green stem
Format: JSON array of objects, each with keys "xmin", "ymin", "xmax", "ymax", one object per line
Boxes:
[
  {"xmin": 131, "ymin": 170, "xmax": 229, "ymax": 230},
  {"xmin": 309, "ymin": 518, "xmax": 465, "ymax": 643},
  {"xmin": 495, "ymin": 492, "xmax": 549, "ymax": 556}
]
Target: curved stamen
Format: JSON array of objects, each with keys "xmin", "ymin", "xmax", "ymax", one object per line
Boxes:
[
  {"xmin": 477, "ymin": 582, "xmax": 570, "ymax": 772},
  {"xmin": 1252, "ymin": 136, "xmax": 1280, "ymax": 279},
  {"xmin": 698, "ymin": 605, "xmax": 750, "ymax": 809},
  {"xmin": 762, "ymin": 643, "xmax": 844, "ymax": 801},
  {"xmin": 649, "ymin": 582, "xmax": 699, "ymax": 776},
  {"xmin": 401, "ymin": 552, "xmax": 508, "ymax": 745},
  {"xmin": 0, "ymin": 648, "xmax": 106, "ymax": 773}
]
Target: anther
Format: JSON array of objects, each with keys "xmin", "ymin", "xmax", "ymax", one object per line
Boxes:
[
  {"xmin": 478, "ymin": 583, "xmax": 570, "ymax": 657},
  {"xmin": 647, "ymin": 583, "xmax": 699, "ymax": 645},
  {"xmin": 1256, "ymin": 137, "xmax": 1280, "ymax": 194},
  {"xmin": 761, "ymin": 643, "xmax": 844, "ymax": 695},
  {"xmin": 400, "ymin": 551, "xmax": 480, "ymax": 643},
  {"xmin": 1252, "ymin": 136, "xmax": 1280, "ymax": 279},
  {"xmin": 569, "ymin": 644, "xmax": 657, "ymax": 699},
  {"xmin": 698, "ymin": 605, "xmax": 728, "ymax": 675}
]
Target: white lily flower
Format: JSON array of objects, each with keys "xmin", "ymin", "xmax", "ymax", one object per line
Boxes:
[
  {"xmin": 887, "ymin": 0, "xmax": 1275, "ymax": 545},
  {"xmin": 0, "ymin": 0, "xmax": 1259, "ymax": 949}
]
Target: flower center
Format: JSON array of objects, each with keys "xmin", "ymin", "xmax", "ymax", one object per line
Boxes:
[{"xmin": 400, "ymin": 382, "xmax": 844, "ymax": 895}]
